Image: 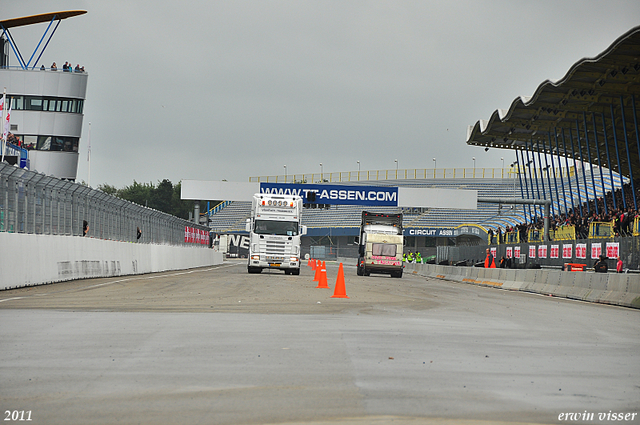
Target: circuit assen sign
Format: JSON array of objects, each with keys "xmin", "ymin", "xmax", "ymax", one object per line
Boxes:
[
  {"xmin": 405, "ymin": 225, "xmax": 485, "ymax": 238},
  {"xmin": 259, "ymin": 183, "xmax": 398, "ymax": 206}
]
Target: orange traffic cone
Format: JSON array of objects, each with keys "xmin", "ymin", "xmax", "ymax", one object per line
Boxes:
[
  {"xmin": 316, "ymin": 261, "xmax": 329, "ymax": 288},
  {"xmin": 331, "ymin": 263, "xmax": 349, "ymax": 298},
  {"xmin": 313, "ymin": 260, "xmax": 321, "ymax": 282},
  {"xmin": 311, "ymin": 259, "xmax": 317, "ymax": 270},
  {"xmin": 307, "ymin": 258, "xmax": 313, "ymax": 268}
]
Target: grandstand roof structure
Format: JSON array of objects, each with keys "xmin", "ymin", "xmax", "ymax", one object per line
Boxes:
[{"xmin": 467, "ymin": 25, "xmax": 640, "ymax": 179}]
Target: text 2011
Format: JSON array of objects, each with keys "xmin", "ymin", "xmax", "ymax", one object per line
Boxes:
[{"xmin": 4, "ymin": 411, "xmax": 32, "ymax": 421}]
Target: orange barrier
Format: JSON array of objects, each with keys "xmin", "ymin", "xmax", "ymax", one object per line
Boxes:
[
  {"xmin": 331, "ymin": 263, "xmax": 349, "ymax": 298},
  {"xmin": 563, "ymin": 263, "xmax": 586, "ymax": 272}
]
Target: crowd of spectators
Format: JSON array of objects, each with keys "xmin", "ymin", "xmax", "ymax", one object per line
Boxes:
[
  {"xmin": 491, "ymin": 181, "xmax": 640, "ymax": 243},
  {"xmin": 44, "ymin": 61, "xmax": 85, "ymax": 72}
]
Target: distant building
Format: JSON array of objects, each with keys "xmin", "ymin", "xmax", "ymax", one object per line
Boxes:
[{"xmin": 1, "ymin": 10, "xmax": 88, "ymax": 180}]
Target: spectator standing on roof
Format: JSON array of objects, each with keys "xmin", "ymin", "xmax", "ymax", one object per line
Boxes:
[{"xmin": 51, "ymin": 62, "xmax": 57, "ymax": 71}]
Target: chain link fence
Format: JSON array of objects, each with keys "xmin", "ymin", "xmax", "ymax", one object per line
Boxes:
[{"xmin": 0, "ymin": 163, "xmax": 209, "ymax": 246}]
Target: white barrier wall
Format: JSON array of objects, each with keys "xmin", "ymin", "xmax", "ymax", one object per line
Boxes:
[
  {"xmin": 403, "ymin": 262, "xmax": 640, "ymax": 309},
  {"xmin": 0, "ymin": 233, "xmax": 223, "ymax": 290}
]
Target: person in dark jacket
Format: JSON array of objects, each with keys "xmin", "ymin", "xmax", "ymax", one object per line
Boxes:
[{"xmin": 594, "ymin": 255, "xmax": 608, "ymax": 273}]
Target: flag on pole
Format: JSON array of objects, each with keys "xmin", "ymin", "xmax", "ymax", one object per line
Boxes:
[
  {"xmin": 1, "ymin": 91, "xmax": 5, "ymax": 163},
  {"xmin": 4, "ymin": 103, "xmax": 11, "ymax": 141},
  {"xmin": 87, "ymin": 122, "xmax": 91, "ymax": 161}
]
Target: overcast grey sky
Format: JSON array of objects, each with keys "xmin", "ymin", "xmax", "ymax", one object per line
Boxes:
[{"xmin": 3, "ymin": 0, "xmax": 640, "ymax": 188}]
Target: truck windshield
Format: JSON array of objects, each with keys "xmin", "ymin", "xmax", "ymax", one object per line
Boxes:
[
  {"xmin": 372, "ymin": 243, "xmax": 397, "ymax": 257},
  {"xmin": 254, "ymin": 220, "xmax": 298, "ymax": 236}
]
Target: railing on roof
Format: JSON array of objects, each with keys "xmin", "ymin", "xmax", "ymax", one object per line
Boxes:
[
  {"xmin": 249, "ymin": 167, "xmax": 576, "ymax": 183},
  {"xmin": 206, "ymin": 201, "xmax": 230, "ymax": 216}
]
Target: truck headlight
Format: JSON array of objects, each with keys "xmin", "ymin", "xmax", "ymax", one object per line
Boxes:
[
  {"xmin": 251, "ymin": 255, "xmax": 260, "ymax": 260},
  {"xmin": 290, "ymin": 257, "xmax": 299, "ymax": 262}
]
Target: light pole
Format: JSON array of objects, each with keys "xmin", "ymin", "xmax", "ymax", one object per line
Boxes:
[
  {"xmin": 394, "ymin": 159, "xmax": 398, "ymax": 170},
  {"xmin": 500, "ymin": 157, "xmax": 504, "ymax": 178},
  {"xmin": 284, "ymin": 165, "xmax": 287, "ymax": 182},
  {"xmin": 432, "ymin": 158, "xmax": 436, "ymax": 178},
  {"xmin": 320, "ymin": 163, "xmax": 323, "ymax": 181},
  {"xmin": 472, "ymin": 157, "xmax": 476, "ymax": 177},
  {"xmin": 357, "ymin": 160, "xmax": 360, "ymax": 172}
]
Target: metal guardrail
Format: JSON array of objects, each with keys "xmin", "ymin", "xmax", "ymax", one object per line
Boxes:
[
  {"xmin": 0, "ymin": 163, "xmax": 209, "ymax": 246},
  {"xmin": 505, "ymin": 231, "xmax": 520, "ymax": 244},
  {"xmin": 589, "ymin": 222, "xmax": 614, "ymax": 239},
  {"xmin": 249, "ymin": 167, "xmax": 578, "ymax": 183},
  {"xmin": 553, "ymin": 226, "xmax": 576, "ymax": 241}
]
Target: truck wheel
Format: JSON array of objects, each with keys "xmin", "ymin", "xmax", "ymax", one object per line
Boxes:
[
  {"xmin": 357, "ymin": 266, "xmax": 363, "ymax": 276},
  {"xmin": 248, "ymin": 267, "xmax": 262, "ymax": 274},
  {"xmin": 363, "ymin": 270, "xmax": 370, "ymax": 276},
  {"xmin": 391, "ymin": 270, "xmax": 403, "ymax": 278},
  {"xmin": 292, "ymin": 268, "xmax": 300, "ymax": 275}
]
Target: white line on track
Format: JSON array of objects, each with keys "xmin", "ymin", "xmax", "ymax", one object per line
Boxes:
[{"xmin": 0, "ymin": 262, "xmax": 241, "ymax": 303}]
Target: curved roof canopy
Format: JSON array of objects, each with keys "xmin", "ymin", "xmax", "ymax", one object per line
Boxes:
[
  {"xmin": 0, "ymin": 11, "xmax": 87, "ymax": 29},
  {"xmin": 467, "ymin": 25, "xmax": 640, "ymax": 178}
]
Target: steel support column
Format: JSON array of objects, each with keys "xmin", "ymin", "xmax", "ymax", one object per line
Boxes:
[
  {"xmin": 516, "ymin": 150, "xmax": 533, "ymax": 222},
  {"xmin": 582, "ymin": 114, "xmax": 599, "ymax": 215},
  {"xmin": 524, "ymin": 146, "xmax": 539, "ymax": 218},
  {"xmin": 620, "ymin": 96, "xmax": 637, "ymax": 210},
  {"xmin": 535, "ymin": 140, "xmax": 548, "ymax": 214},
  {"xmin": 554, "ymin": 130, "xmax": 569, "ymax": 215},
  {"xmin": 633, "ymin": 95, "xmax": 640, "ymax": 175},
  {"xmin": 543, "ymin": 137, "xmax": 556, "ymax": 216},
  {"xmin": 572, "ymin": 124, "xmax": 591, "ymax": 215},
  {"xmin": 600, "ymin": 113, "xmax": 617, "ymax": 210},
  {"xmin": 591, "ymin": 113, "xmax": 607, "ymax": 214},
  {"xmin": 566, "ymin": 128, "xmax": 583, "ymax": 214},
  {"xmin": 611, "ymin": 104, "xmax": 627, "ymax": 209}
]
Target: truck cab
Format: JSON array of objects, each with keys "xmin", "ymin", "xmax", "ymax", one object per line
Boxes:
[
  {"xmin": 356, "ymin": 211, "xmax": 403, "ymax": 278},
  {"xmin": 246, "ymin": 193, "xmax": 307, "ymax": 274}
]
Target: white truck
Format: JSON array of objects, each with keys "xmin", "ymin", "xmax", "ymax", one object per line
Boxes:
[
  {"xmin": 246, "ymin": 193, "xmax": 307, "ymax": 274},
  {"xmin": 356, "ymin": 211, "xmax": 404, "ymax": 278}
]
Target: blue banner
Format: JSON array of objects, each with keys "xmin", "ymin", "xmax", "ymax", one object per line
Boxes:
[{"xmin": 259, "ymin": 183, "xmax": 399, "ymax": 206}]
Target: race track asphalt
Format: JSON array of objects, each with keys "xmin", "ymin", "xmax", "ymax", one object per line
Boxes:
[{"xmin": 1, "ymin": 260, "xmax": 638, "ymax": 425}]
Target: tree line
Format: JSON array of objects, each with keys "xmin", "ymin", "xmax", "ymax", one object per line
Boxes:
[{"xmin": 98, "ymin": 179, "xmax": 218, "ymax": 221}]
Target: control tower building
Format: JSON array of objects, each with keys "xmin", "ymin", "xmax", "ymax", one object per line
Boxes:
[{"xmin": 1, "ymin": 10, "xmax": 88, "ymax": 181}]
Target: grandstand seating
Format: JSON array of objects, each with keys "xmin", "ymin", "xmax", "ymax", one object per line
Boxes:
[{"xmin": 207, "ymin": 169, "xmax": 624, "ymax": 234}]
